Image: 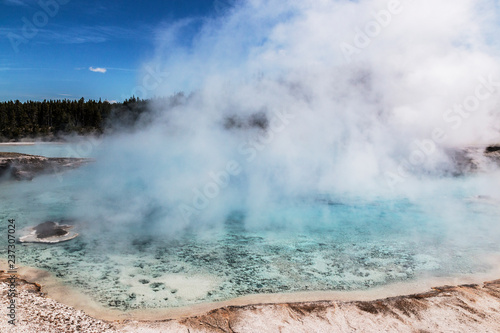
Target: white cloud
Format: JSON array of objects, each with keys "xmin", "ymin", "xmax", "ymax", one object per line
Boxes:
[{"xmin": 89, "ymin": 67, "xmax": 107, "ymax": 73}]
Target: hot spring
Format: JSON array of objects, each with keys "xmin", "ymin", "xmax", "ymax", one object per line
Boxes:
[
  {"xmin": 2, "ymin": 0, "xmax": 500, "ymax": 315},
  {"xmin": 1, "ymin": 141, "xmax": 499, "ymax": 311}
]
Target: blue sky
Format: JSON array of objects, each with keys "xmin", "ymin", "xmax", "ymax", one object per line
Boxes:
[{"xmin": 0, "ymin": 0, "xmax": 231, "ymax": 102}]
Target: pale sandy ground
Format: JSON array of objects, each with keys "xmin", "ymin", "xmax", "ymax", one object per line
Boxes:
[{"xmin": 1, "ymin": 269, "xmax": 500, "ymax": 333}]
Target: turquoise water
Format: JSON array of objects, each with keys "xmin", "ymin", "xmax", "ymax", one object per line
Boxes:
[
  {"xmin": 1, "ymin": 143, "xmax": 499, "ymax": 310},
  {"xmin": 0, "ymin": 143, "xmax": 81, "ymax": 158}
]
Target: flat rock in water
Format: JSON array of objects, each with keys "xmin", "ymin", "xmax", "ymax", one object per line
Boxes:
[
  {"xmin": 20, "ymin": 221, "xmax": 78, "ymax": 243},
  {"xmin": 0, "ymin": 152, "xmax": 92, "ymax": 181}
]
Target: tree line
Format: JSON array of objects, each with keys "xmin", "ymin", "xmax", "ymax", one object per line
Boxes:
[{"xmin": 0, "ymin": 94, "xmax": 184, "ymax": 141}]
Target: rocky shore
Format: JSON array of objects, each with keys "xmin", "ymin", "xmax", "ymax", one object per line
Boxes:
[
  {"xmin": 0, "ymin": 152, "xmax": 92, "ymax": 181},
  {"xmin": 166, "ymin": 280, "xmax": 500, "ymax": 333},
  {"xmin": 0, "ymin": 272, "xmax": 115, "ymax": 333},
  {"xmin": 1, "ymin": 270, "xmax": 499, "ymax": 332},
  {"xmin": 449, "ymin": 145, "xmax": 500, "ymax": 174}
]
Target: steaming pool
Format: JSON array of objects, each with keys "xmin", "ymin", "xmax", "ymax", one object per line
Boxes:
[{"xmin": 1, "ymin": 143, "xmax": 500, "ymax": 311}]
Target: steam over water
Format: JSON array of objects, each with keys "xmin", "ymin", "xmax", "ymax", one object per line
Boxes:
[
  {"xmin": 2, "ymin": 0, "xmax": 500, "ymax": 310},
  {"xmin": 77, "ymin": 0, "xmax": 500, "ymax": 233}
]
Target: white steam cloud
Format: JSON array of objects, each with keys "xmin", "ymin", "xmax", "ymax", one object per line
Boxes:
[{"xmin": 74, "ymin": 0, "xmax": 500, "ymax": 236}]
